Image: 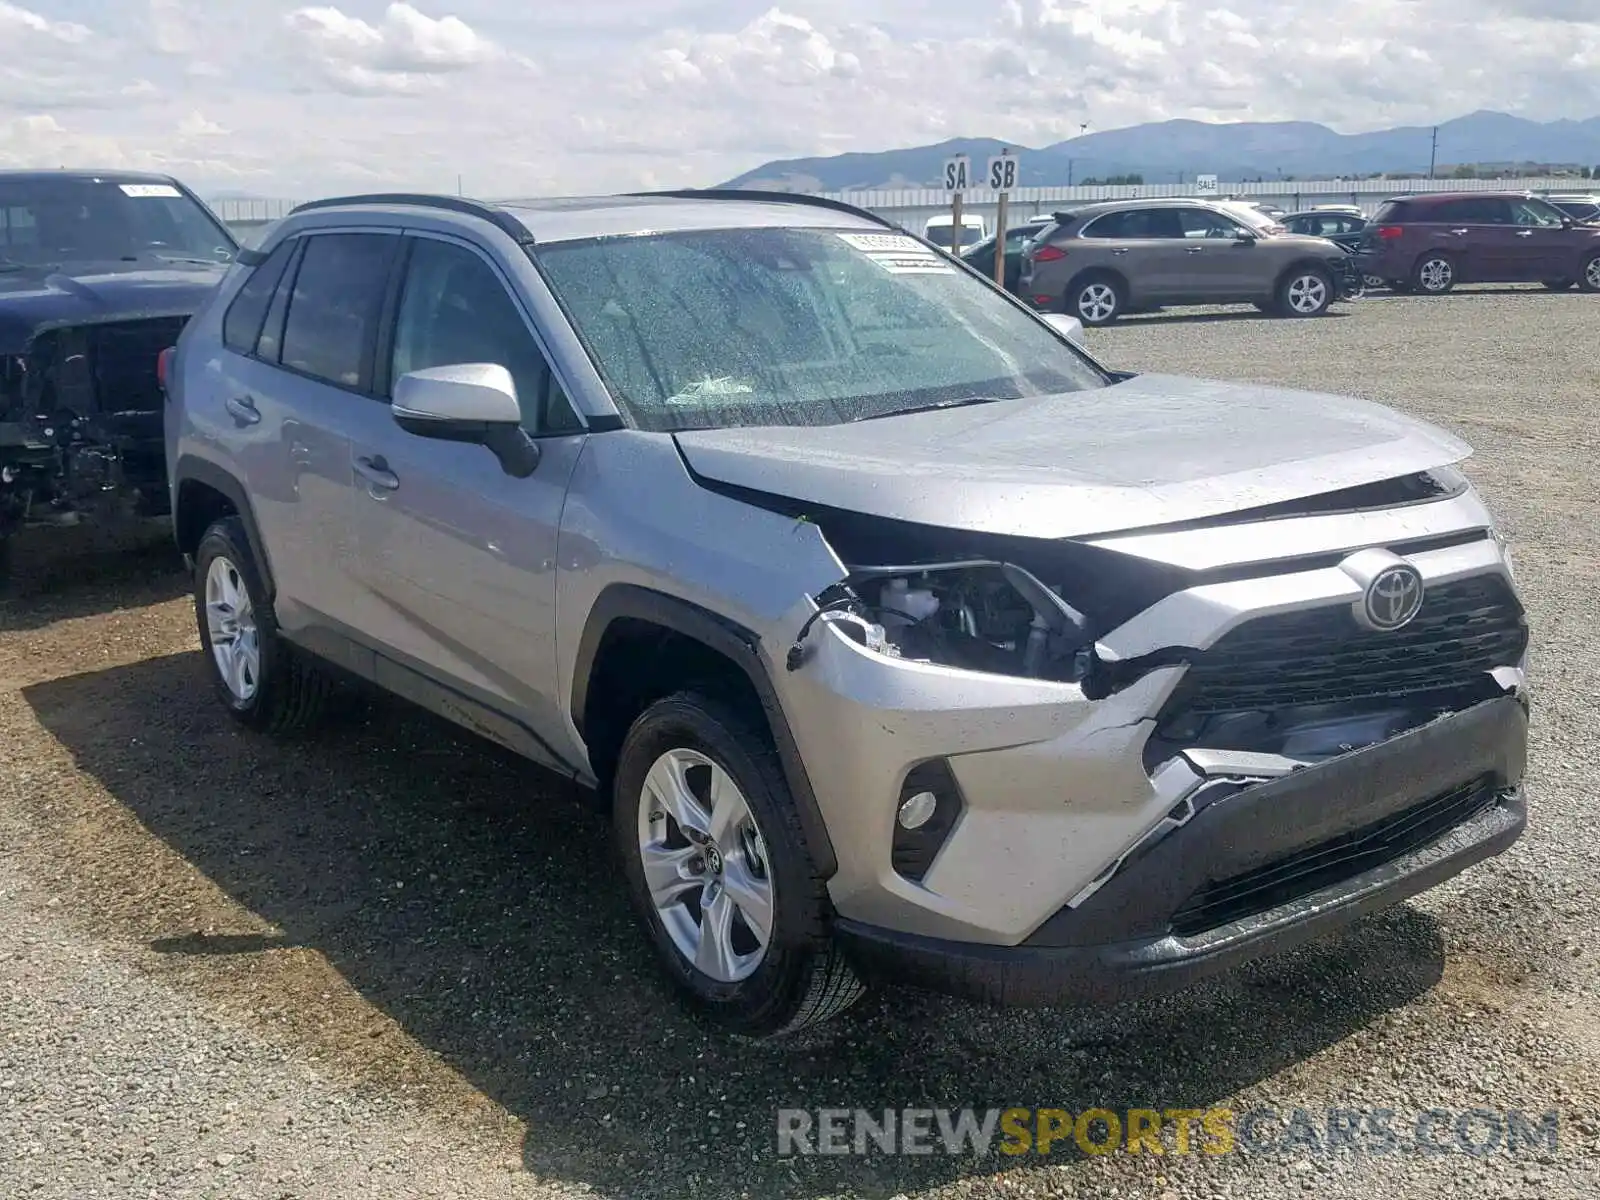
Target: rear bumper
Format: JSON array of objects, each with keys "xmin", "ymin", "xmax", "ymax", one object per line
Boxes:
[{"xmin": 833, "ymin": 695, "xmax": 1527, "ymax": 1007}]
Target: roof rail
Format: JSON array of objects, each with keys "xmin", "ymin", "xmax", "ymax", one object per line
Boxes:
[
  {"xmin": 286, "ymin": 193, "xmax": 533, "ymax": 243},
  {"xmin": 623, "ymin": 187, "xmax": 902, "ymax": 232}
]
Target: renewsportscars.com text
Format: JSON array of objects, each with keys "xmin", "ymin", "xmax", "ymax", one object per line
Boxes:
[{"xmin": 776, "ymin": 1106, "xmax": 1561, "ymax": 1158}]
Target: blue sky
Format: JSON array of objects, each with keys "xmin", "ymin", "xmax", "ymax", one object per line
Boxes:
[{"xmin": 2, "ymin": 0, "xmax": 1598, "ymax": 198}]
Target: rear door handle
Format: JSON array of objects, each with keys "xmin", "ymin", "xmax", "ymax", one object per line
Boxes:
[
  {"xmin": 224, "ymin": 396, "xmax": 260, "ymax": 427},
  {"xmin": 1110, "ymin": 247, "xmax": 1130, "ymax": 255},
  {"xmin": 354, "ymin": 454, "xmax": 399, "ymax": 492},
  {"xmin": 1185, "ymin": 246, "xmax": 1204, "ymax": 253},
  {"xmin": 1450, "ymin": 228, "xmax": 1470, "ymax": 236},
  {"xmin": 1514, "ymin": 229, "xmax": 1534, "ymax": 237}
]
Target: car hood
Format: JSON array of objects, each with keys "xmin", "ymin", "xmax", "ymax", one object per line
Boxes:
[
  {"xmin": 0, "ymin": 258, "xmax": 227, "ymax": 355},
  {"xmin": 672, "ymin": 374, "xmax": 1472, "ymax": 540}
]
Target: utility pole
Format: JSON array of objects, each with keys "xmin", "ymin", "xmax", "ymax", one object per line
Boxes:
[{"xmin": 1428, "ymin": 126, "xmax": 1438, "ymax": 180}]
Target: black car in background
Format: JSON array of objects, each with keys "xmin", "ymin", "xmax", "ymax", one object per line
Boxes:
[
  {"xmin": 0, "ymin": 170, "xmax": 235, "ymax": 577},
  {"xmin": 960, "ymin": 217, "xmax": 1054, "ymax": 294}
]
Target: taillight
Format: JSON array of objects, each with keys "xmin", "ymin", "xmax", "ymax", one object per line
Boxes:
[
  {"xmin": 157, "ymin": 346, "xmax": 174, "ymax": 392},
  {"xmin": 1031, "ymin": 244, "xmax": 1067, "ymax": 263},
  {"xmin": 1376, "ymin": 225, "xmax": 1404, "ymax": 240}
]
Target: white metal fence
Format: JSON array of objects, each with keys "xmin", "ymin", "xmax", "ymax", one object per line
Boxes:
[{"xmin": 213, "ymin": 176, "xmax": 1593, "ymax": 240}]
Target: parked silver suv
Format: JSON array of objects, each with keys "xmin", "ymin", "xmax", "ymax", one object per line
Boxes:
[
  {"xmin": 165, "ymin": 190, "xmax": 1529, "ymax": 1036},
  {"xmin": 1021, "ymin": 198, "xmax": 1357, "ymax": 324}
]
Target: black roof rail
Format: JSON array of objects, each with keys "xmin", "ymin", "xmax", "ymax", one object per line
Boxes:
[
  {"xmin": 286, "ymin": 192, "xmax": 533, "ymax": 243},
  {"xmin": 624, "ymin": 187, "xmax": 902, "ymax": 232}
]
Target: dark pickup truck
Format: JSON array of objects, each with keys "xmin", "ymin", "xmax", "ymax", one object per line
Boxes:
[{"xmin": 1, "ymin": 170, "xmax": 236, "ymax": 577}]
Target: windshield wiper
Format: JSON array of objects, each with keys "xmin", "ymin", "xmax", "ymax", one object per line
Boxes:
[
  {"xmin": 154, "ymin": 254, "xmax": 230, "ymax": 266},
  {"xmin": 851, "ymin": 395, "xmax": 1008, "ymax": 422}
]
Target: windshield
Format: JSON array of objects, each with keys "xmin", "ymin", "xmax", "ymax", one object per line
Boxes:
[
  {"xmin": 534, "ymin": 226, "xmax": 1105, "ymax": 432},
  {"xmin": 925, "ymin": 223, "xmax": 984, "ymax": 249},
  {"xmin": 0, "ymin": 178, "xmax": 236, "ymax": 266}
]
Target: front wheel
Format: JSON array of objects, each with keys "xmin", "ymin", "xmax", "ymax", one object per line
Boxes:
[
  {"xmin": 1070, "ymin": 276, "xmax": 1124, "ymax": 326},
  {"xmin": 613, "ymin": 691, "xmax": 863, "ymax": 1036},
  {"xmin": 1579, "ymin": 253, "xmax": 1600, "ymax": 293},
  {"xmin": 1276, "ymin": 267, "xmax": 1334, "ymax": 316},
  {"xmin": 1413, "ymin": 253, "xmax": 1456, "ymax": 295}
]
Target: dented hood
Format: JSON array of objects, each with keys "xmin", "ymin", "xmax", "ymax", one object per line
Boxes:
[
  {"xmin": 0, "ymin": 258, "xmax": 226, "ymax": 355},
  {"xmin": 672, "ymin": 374, "xmax": 1471, "ymax": 540}
]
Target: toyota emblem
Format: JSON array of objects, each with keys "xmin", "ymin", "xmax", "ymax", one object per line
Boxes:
[{"xmin": 1363, "ymin": 564, "xmax": 1425, "ymax": 631}]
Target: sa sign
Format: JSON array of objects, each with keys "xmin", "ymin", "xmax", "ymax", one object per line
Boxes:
[
  {"xmin": 1195, "ymin": 174, "xmax": 1219, "ymax": 194},
  {"xmin": 987, "ymin": 153, "xmax": 1020, "ymax": 192},
  {"xmin": 942, "ymin": 156, "xmax": 971, "ymax": 193}
]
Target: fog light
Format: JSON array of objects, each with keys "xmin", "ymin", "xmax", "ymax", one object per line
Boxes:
[
  {"xmin": 898, "ymin": 790, "xmax": 938, "ymax": 830},
  {"xmin": 891, "ymin": 760, "xmax": 965, "ymax": 882}
]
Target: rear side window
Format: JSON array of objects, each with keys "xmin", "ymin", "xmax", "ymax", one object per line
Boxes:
[
  {"xmin": 222, "ymin": 238, "xmax": 295, "ymax": 353},
  {"xmin": 279, "ymin": 233, "xmax": 398, "ymax": 390},
  {"xmin": 1081, "ymin": 208, "xmax": 1183, "ymax": 239},
  {"xmin": 1430, "ymin": 197, "xmax": 1506, "ymax": 223}
]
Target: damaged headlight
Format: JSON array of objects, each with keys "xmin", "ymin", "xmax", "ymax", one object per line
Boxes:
[{"xmin": 786, "ymin": 559, "xmax": 1096, "ymax": 683}]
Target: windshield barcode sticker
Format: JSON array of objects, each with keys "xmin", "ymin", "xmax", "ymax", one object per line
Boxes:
[
  {"xmin": 119, "ymin": 183, "xmax": 182, "ymax": 198},
  {"xmin": 837, "ymin": 232, "xmax": 954, "ymax": 274}
]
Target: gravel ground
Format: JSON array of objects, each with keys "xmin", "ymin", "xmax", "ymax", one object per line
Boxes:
[{"xmin": 2, "ymin": 285, "xmax": 1598, "ymax": 1199}]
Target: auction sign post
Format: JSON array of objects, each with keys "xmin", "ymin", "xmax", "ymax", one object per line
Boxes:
[
  {"xmin": 942, "ymin": 155, "xmax": 970, "ymax": 256},
  {"xmin": 987, "ymin": 150, "xmax": 1021, "ymax": 287}
]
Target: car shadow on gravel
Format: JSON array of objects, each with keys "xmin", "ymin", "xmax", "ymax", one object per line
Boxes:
[
  {"xmin": 24, "ymin": 651, "xmax": 1449, "ymax": 1200},
  {"xmin": 1113, "ymin": 309, "xmax": 1355, "ymax": 327},
  {"xmin": 0, "ymin": 530, "xmax": 186, "ymax": 630}
]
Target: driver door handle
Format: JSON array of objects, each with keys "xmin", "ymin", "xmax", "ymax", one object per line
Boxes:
[
  {"xmin": 1514, "ymin": 229, "xmax": 1534, "ymax": 237},
  {"xmin": 1110, "ymin": 247, "xmax": 1129, "ymax": 255},
  {"xmin": 1185, "ymin": 246, "xmax": 1205, "ymax": 253},
  {"xmin": 1450, "ymin": 228, "xmax": 1470, "ymax": 236},
  {"xmin": 354, "ymin": 454, "xmax": 399, "ymax": 492}
]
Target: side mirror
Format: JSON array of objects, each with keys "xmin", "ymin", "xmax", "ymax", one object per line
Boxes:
[
  {"xmin": 1040, "ymin": 312, "xmax": 1087, "ymax": 347},
  {"xmin": 1234, "ymin": 230, "xmax": 1258, "ymax": 244},
  {"xmin": 392, "ymin": 363, "xmax": 540, "ymax": 478}
]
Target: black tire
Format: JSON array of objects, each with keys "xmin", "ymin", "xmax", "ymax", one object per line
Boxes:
[
  {"xmin": 1578, "ymin": 253, "xmax": 1600, "ymax": 293},
  {"xmin": 1541, "ymin": 279, "xmax": 1574, "ymax": 291},
  {"xmin": 613, "ymin": 691, "xmax": 863, "ymax": 1037},
  {"xmin": 1412, "ymin": 252, "xmax": 1456, "ymax": 295},
  {"xmin": 1068, "ymin": 274, "xmax": 1124, "ymax": 326},
  {"xmin": 1275, "ymin": 265, "xmax": 1335, "ymax": 317},
  {"xmin": 193, "ymin": 516, "xmax": 331, "ymax": 736}
]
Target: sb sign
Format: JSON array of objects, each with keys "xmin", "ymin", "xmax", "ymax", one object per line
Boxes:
[
  {"xmin": 942, "ymin": 156, "xmax": 972, "ymax": 193},
  {"xmin": 987, "ymin": 153, "xmax": 1021, "ymax": 192}
]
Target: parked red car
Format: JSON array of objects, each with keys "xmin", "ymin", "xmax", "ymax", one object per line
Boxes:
[{"xmin": 1354, "ymin": 191, "xmax": 1600, "ymax": 295}]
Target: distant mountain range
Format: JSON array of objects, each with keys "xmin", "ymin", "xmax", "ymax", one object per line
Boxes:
[{"xmin": 721, "ymin": 111, "xmax": 1600, "ymax": 191}]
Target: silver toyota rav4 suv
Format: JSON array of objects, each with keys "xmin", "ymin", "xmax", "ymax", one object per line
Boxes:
[{"xmin": 164, "ymin": 190, "xmax": 1530, "ymax": 1036}]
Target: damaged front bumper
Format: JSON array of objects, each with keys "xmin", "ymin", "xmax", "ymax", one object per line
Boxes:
[
  {"xmin": 832, "ymin": 694, "xmax": 1526, "ymax": 1006},
  {"xmin": 771, "ymin": 495, "xmax": 1528, "ymax": 989}
]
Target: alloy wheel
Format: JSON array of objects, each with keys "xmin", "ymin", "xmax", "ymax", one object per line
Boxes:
[
  {"xmin": 204, "ymin": 555, "xmax": 260, "ymax": 703},
  {"xmin": 1586, "ymin": 256, "xmax": 1600, "ymax": 290},
  {"xmin": 1419, "ymin": 257, "xmax": 1453, "ymax": 292},
  {"xmin": 1287, "ymin": 274, "xmax": 1330, "ymax": 313},
  {"xmin": 1076, "ymin": 282, "xmax": 1118, "ymax": 323},
  {"xmin": 637, "ymin": 747, "xmax": 774, "ymax": 983}
]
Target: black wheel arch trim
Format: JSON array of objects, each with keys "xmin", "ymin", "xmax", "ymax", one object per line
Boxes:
[
  {"xmin": 172, "ymin": 456, "xmax": 276, "ymax": 599},
  {"xmin": 572, "ymin": 583, "xmax": 839, "ymax": 878}
]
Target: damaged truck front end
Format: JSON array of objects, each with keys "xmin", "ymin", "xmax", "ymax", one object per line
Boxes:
[
  {"xmin": 1, "ymin": 315, "xmax": 186, "ymax": 543},
  {"xmin": 756, "ymin": 472, "xmax": 1528, "ymax": 1004}
]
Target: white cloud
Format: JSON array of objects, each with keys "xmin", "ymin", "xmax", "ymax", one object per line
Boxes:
[
  {"xmin": 0, "ymin": 1, "xmax": 1591, "ymax": 197},
  {"xmin": 0, "ymin": 0, "xmax": 92, "ymax": 43}
]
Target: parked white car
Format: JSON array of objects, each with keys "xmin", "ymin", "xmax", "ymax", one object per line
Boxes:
[{"xmin": 924, "ymin": 213, "xmax": 987, "ymax": 251}]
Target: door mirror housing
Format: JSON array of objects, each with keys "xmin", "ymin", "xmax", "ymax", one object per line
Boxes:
[
  {"xmin": 1040, "ymin": 312, "xmax": 1087, "ymax": 347},
  {"xmin": 1233, "ymin": 229, "xmax": 1258, "ymax": 244},
  {"xmin": 392, "ymin": 363, "xmax": 540, "ymax": 477}
]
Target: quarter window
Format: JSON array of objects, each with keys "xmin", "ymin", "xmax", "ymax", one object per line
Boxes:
[
  {"xmin": 222, "ymin": 238, "xmax": 296, "ymax": 353},
  {"xmin": 278, "ymin": 232, "xmax": 397, "ymax": 390}
]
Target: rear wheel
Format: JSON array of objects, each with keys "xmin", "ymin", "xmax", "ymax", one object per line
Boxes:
[
  {"xmin": 613, "ymin": 691, "xmax": 863, "ymax": 1036},
  {"xmin": 1070, "ymin": 275, "xmax": 1123, "ymax": 326},
  {"xmin": 193, "ymin": 517, "xmax": 331, "ymax": 735},
  {"xmin": 1579, "ymin": 253, "xmax": 1600, "ymax": 293},
  {"xmin": 1412, "ymin": 253, "xmax": 1456, "ymax": 295},
  {"xmin": 1276, "ymin": 266, "xmax": 1334, "ymax": 316}
]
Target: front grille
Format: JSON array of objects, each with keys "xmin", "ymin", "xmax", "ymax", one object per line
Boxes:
[
  {"xmin": 1169, "ymin": 775, "xmax": 1500, "ymax": 936},
  {"xmin": 1160, "ymin": 573, "xmax": 1526, "ymax": 723}
]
